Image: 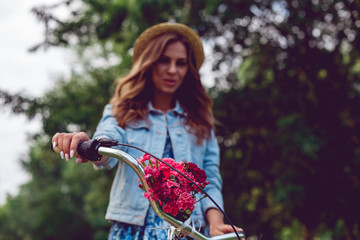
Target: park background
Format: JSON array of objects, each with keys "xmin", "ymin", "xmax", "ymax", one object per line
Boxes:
[{"xmin": 1, "ymin": 0, "xmax": 359, "ymax": 239}]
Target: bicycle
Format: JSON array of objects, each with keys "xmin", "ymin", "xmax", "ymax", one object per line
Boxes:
[{"xmin": 52, "ymin": 138, "xmax": 246, "ymax": 240}]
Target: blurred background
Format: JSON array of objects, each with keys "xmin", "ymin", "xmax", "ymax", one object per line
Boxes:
[
  {"xmin": 0, "ymin": 0, "xmax": 359, "ymax": 239},
  {"xmin": 0, "ymin": 0, "xmax": 70, "ymax": 206}
]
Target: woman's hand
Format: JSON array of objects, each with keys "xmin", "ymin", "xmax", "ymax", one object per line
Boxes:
[
  {"xmin": 52, "ymin": 132, "xmax": 90, "ymax": 163},
  {"xmin": 209, "ymin": 223, "xmax": 244, "ymax": 237},
  {"xmin": 206, "ymin": 208, "xmax": 244, "ymax": 238}
]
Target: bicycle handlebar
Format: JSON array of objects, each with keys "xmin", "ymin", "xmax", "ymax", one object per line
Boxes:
[{"xmin": 52, "ymin": 139, "xmax": 245, "ymax": 240}]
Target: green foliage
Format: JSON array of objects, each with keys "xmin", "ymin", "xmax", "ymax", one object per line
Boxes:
[
  {"xmin": 0, "ymin": 140, "xmax": 98, "ymax": 240},
  {"xmin": 40, "ymin": 66, "xmax": 118, "ymax": 134},
  {"xmin": 212, "ymin": 1, "xmax": 360, "ymax": 238},
  {"xmin": 0, "ymin": 63, "xmax": 119, "ymax": 239},
  {"xmin": 1, "ymin": 0, "xmax": 360, "ymax": 239}
]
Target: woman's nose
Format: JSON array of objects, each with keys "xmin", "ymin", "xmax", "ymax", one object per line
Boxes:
[{"xmin": 167, "ymin": 62, "xmax": 176, "ymax": 74}]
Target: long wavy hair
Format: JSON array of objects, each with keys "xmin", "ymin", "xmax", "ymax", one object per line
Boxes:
[{"xmin": 110, "ymin": 33, "xmax": 215, "ymax": 144}]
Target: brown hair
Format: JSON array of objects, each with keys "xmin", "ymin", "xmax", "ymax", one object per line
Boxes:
[{"xmin": 110, "ymin": 33, "xmax": 215, "ymax": 144}]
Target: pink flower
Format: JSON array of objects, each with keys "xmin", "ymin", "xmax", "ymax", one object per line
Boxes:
[
  {"xmin": 138, "ymin": 154, "xmax": 151, "ymax": 163},
  {"xmin": 138, "ymin": 154, "xmax": 208, "ymax": 221},
  {"xmin": 173, "ymin": 187, "xmax": 183, "ymax": 196},
  {"xmin": 166, "ymin": 179, "xmax": 180, "ymax": 188},
  {"xmin": 185, "ymin": 162, "xmax": 207, "ymax": 183},
  {"xmin": 177, "ymin": 192, "xmax": 196, "ymax": 212},
  {"xmin": 163, "ymin": 200, "xmax": 179, "ymax": 216}
]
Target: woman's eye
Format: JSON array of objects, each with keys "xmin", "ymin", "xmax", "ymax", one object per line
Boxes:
[
  {"xmin": 158, "ymin": 57, "xmax": 169, "ymax": 63},
  {"xmin": 177, "ymin": 61, "xmax": 187, "ymax": 66}
]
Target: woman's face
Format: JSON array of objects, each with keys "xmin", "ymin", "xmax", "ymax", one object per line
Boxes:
[{"xmin": 152, "ymin": 41, "xmax": 189, "ymax": 97}]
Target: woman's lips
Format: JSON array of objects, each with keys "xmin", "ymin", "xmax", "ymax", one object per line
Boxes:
[{"xmin": 164, "ymin": 78, "xmax": 177, "ymax": 86}]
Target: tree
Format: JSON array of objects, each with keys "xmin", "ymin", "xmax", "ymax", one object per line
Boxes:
[
  {"xmin": 210, "ymin": 0, "xmax": 360, "ymax": 239},
  {"xmin": 0, "ymin": 68, "xmax": 117, "ymax": 239}
]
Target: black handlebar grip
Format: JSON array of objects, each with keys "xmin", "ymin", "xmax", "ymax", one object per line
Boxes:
[
  {"xmin": 77, "ymin": 139, "xmax": 103, "ymax": 161},
  {"xmin": 51, "ymin": 138, "xmax": 118, "ymax": 161},
  {"xmin": 77, "ymin": 138, "xmax": 118, "ymax": 161}
]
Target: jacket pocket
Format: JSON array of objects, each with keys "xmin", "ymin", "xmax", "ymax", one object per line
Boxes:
[
  {"xmin": 185, "ymin": 128, "xmax": 206, "ymax": 167},
  {"xmin": 125, "ymin": 120, "xmax": 150, "ymax": 160}
]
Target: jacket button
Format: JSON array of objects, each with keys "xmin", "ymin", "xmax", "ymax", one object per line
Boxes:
[{"xmin": 176, "ymin": 131, "xmax": 181, "ymax": 136}]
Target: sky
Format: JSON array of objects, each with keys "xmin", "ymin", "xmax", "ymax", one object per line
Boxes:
[{"xmin": 0, "ymin": 0, "xmax": 69, "ymax": 205}]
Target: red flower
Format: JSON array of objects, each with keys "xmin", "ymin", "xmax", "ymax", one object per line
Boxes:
[
  {"xmin": 138, "ymin": 155, "xmax": 208, "ymax": 221},
  {"xmin": 163, "ymin": 200, "xmax": 179, "ymax": 216},
  {"xmin": 139, "ymin": 154, "xmax": 151, "ymax": 163},
  {"xmin": 177, "ymin": 192, "xmax": 196, "ymax": 211}
]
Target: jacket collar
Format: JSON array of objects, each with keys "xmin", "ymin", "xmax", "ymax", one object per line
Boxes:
[{"xmin": 148, "ymin": 101, "xmax": 186, "ymax": 116}]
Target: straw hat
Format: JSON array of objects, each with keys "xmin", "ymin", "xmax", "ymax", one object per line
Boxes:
[{"xmin": 132, "ymin": 22, "xmax": 204, "ymax": 70}]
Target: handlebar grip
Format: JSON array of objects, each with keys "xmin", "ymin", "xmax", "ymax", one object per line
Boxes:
[
  {"xmin": 51, "ymin": 138, "xmax": 118, "ymax": 162},
  {"xmin": 76, "ymin": 140, "xmax": 103, "ymax": 161}
]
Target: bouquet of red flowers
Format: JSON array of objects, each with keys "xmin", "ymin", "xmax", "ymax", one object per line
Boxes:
[{"xmin": 138, "ymin": 154, "xmax": 209, "ymax": 221}]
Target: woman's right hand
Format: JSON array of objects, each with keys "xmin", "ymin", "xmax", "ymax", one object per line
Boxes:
[{"xmin": 52, "ymin": 132, "xmax": 90, "ymax": 163}]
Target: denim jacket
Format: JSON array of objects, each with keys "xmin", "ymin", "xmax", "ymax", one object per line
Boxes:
[{"xmin": 92, "ymin": 102, "xmax": 224, "ymax": 227}]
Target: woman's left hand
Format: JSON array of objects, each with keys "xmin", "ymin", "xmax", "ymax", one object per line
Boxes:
[
  {"xmin": 206, "ymin": 208, "xmax": 244, "ymax": 238},
  {"xmin": 209, "ymin": 223, "xmax": 244, "ymax": 236}
]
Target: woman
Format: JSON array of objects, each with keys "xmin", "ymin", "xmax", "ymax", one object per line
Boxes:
[{"xmin": 52, "ymin": 22, "xmax": 242, "ymax": 239}]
